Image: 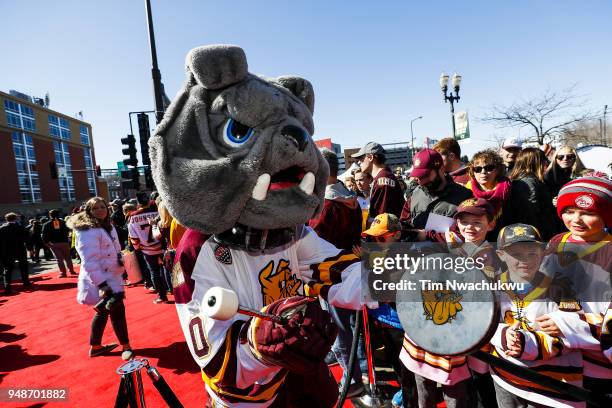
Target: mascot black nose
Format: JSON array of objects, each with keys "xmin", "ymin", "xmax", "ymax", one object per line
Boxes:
[{"xmin": 281, "ymin": 125, "xmax": 309, "ymax": 152}]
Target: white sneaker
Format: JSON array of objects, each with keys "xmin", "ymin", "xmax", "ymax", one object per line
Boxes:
[{"xmin": 121, "ymin": 349, "xmax": 134, "ymax": 361}]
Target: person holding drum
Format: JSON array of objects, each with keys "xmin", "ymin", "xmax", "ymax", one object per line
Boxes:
[
  {"xmin": 399, "ymin": 198, "xmax": 501, "ymax": 408},
  {"xmin": 491, "ymin": 224, "xmax": 584, "ymax": 408},
  {"xmin": 447, "ymin": 198, "xmax": 501, "ymax": 408}
]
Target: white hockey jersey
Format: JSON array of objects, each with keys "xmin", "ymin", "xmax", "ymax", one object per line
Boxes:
[
  {"xmin": 175, "ymin": 226, "xmax": 361, "ymax": 407},
  {"xmin": 127, "ymin": 208, "xmax": 163, "ymax": 255},
  {"xmin": 543, "ymin": 232, "xmax": 612, "ymax": 381},
  {"xmin": 489, "ymin": 271, "xmax": 584, "ymax": 408}
]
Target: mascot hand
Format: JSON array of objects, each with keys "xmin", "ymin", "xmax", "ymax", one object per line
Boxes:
[{"xmin": 249, "ymin": 297, "xmax": 337, "ymax": 374}]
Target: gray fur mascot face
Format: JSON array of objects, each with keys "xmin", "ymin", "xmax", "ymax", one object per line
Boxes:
[{"xmin": 149, "ymin": 45, "xmax": 328, "ymax": 234}]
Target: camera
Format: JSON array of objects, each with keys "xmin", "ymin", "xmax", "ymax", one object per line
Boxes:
[
  {"xmin": 94, "ymin": 292, "xmax": 124, "ymax": 313},
  {"xmin": 94, "ymin": 282, "xmax": 124, "ymax": 313}
]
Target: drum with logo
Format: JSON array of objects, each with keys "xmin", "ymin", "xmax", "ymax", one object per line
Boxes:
[{"xmin": 396, "ymin": 253, "xmax": 499, "ymax": 356}]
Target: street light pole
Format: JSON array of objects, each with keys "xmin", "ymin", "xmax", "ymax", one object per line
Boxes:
[
  {"xmin": 410, "ymin": 116, "xmax": 423, "ymax": 163},
  {"xmin": 604, "ymin": 105, "xmax": 608, "ymax": 145},
  {"xmin": 144, "ymin": 0, "xmax": 165, "ymax": 124},
  {"xmin": 439, "ymin": 73, "xmax": 462, "ymax": 139}
]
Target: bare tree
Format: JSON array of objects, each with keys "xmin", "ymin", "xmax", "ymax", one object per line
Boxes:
[
  {"xmin": 560, "ymin": 119, "xmax": 611, "ymax": 147},
  {"xmin": 480, "ymin": 86, "xmax": 594, "ymax": 145},
  {"xmin": 484, "ymin": 133, "xmax": 509, "ymax": 149}
]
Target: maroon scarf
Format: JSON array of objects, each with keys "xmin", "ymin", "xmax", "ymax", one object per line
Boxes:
[{"xmin": 468, "ymin": 176, "xmax": 512, "ymax": 217}]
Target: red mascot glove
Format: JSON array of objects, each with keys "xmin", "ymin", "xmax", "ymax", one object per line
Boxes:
[{"xmin": 248, "ymin": 296, "xmax": 337, "ymax": 375}]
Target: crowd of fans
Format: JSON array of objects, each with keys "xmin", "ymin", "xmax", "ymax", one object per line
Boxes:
[
  {"xmin": 311, "ymin": 138, "xmax": 610, "ymax": 408},
  {"xmin": 0, "ymin": 137, "xmax": 610, "ymax": 408}
]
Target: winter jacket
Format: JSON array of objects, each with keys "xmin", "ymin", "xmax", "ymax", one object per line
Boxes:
[
  {"xmin": 369, "ymin": 167, "xmax": 405, "ymax": 220},
  {"xmin": 544, "ymin": 166, "xmax": 574, "ymax": 234},
  {"xmin": 67, "ymin": 213, "xmax": 124, "ymax": 305},
  {"xmin": 507, "ymin": 175, "xmax": 556, "ymax": 240},
  {"xmin": 0, "ymin": 222, "xmax": 28, "ymax": 260},
  {"xmin": 400, "ymin": 176, "xmax": 473, "ymax": 241},
  {"xmin": 308, "ymin": 182, "xmax": 362, "ymax": 250},
  {"xmin": 42, "ymin": 218, "xmax": 70, "ymax": 244},
  {"xmin": 26, "ymin": 223, "xmax": 43, "ymax": 245}
]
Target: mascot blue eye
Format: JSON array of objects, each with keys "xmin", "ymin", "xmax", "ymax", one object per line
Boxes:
[{"xmin": 222, "ymin": 118, "xmax": 254, "ymax": 147}]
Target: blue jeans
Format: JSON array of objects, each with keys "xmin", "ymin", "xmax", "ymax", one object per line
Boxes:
[
  {"xmin": 328, "ymin": 304, "xmax": 363, "ymax": 385},
  {"xmin": 143, "ymin": 253, "xmax": 167, "ymax": 300}
]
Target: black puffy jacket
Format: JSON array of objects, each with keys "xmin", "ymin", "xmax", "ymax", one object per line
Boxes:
[{"xmin": 506, "ymin": 175, "xmax": 556, "ymax": 240}]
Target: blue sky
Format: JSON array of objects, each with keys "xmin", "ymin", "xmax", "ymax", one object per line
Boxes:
[{"xmin": 2, "ymin": 1, "xmax": 611, "ymax": 167}]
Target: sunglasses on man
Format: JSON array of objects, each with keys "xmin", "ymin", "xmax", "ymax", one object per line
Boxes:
[{"xmin": 473, "ymin": 164, "xmax": 496, "ymax": 174}]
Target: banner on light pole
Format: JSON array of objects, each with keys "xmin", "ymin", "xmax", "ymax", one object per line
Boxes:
[{"xmin": 454, "ymin": 111, "xmax": 470, "ymax": 143}]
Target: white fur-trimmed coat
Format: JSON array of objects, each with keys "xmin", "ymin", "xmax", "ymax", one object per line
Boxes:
[{"xmin": 69, "ymin": 213, "xmax": 124, "ymax": 305}]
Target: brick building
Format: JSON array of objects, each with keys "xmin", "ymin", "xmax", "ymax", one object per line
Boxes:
[
  {"xmin": 313, "ymin": 138, "xmax": 345, "ymax": 171},
  {"xmin": 0, "ymin": 89, "xmax": 107, "ymax": 217}
]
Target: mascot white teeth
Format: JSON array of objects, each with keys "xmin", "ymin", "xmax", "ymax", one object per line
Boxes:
[{"xmin": 149, "ymin": 44, "xmax": 362, "ymax": 407}]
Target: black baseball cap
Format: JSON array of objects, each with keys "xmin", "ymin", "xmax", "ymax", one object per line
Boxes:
[{"xmin": 497, "ymin": 223, "xmax": 542, "ymax": 249}]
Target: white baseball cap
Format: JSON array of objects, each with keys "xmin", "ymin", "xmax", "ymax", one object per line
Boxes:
[{"xmin": 502, "ymin": 137, "xmax": 522, "ymax": 149}]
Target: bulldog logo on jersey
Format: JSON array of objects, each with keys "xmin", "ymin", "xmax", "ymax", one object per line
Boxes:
[
  {"xmin": 422, "ymin": 288, "xmax": 463, "ymax": 325},
  {"xmin": 259, "ymin": 259, "xmax": 302, "ymax": 306},
  {"xmin": 214, "ymin": 244, "xmax": 232, "ymax": 265}
]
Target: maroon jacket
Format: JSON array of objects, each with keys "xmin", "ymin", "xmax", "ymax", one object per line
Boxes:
[
  {"xmin": 369, "ymin": 167, "xmax": 405, "ymax": 220},
  {"xmin": 309, "ymin": 193, "xmax": 362, "ymax": 250},
  {"xmin": 172, "ymin": 228, "xmax": 209, "ymax": 304}
]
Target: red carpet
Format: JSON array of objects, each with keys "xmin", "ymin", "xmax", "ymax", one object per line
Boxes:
[{"xmin": 0, "ymin": 269, "xmax": 361, "ymax": 407}]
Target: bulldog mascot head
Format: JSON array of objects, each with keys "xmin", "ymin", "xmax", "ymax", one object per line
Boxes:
[{"xmin": 149, "ymin": 45, "xmax": 328, "ymax": 246}]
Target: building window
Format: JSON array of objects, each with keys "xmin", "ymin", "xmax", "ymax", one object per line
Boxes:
[
  {"xmin": 53, "ymin": 141, "xmax": 75, "ymax": 202},
  {"xmin": 11, "ymin": 132, "xmax": 41, "ymax": 203},
  {"xmin": 48, "ymin": 114, "xmax": 71, "ymax": 140},
  {"xmin": 80, "ymin": 124, "xmax": 90, "ymax": 146},
  {"xmin": 4, "ymin": 100, "xmax": 36, "ymax": 131},
  {"xmin": 83, "ymin": 148, "xmax": 97, "ymax": 197}
]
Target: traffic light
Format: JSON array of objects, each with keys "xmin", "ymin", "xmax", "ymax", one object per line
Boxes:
[
  {"xmin": 120, "ymin": 170, "xmax": 139, "ymax": 190},
  {"xmin": 121, "ymin": 134, "xmax": 138, "ymax": 167},
  {"xmin": 131, "ymin": 167, "xmax": 140, "ymax": 191},
  {"xmin": 137, "ymin": 113, "xmax": 151, "ymax": 166},
  {"xmin": 49, "ymin": 162, "xmax": 58, "ymax": 179},
  {"xmin": 95, "ymin": 165, "xmax": 101, "ymax": 177}
]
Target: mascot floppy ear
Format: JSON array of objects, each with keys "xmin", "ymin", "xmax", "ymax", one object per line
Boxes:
[
  {"xmin": 276, "ymin": 76, "xmax": 315, "ymax": 114},
  {"xmin": 155, "ymin": 44, "xmax": 248, "ymax": 137},
  {"xmin": 187, "ymin": 44, "xmax": 248, "ymax": 90}
]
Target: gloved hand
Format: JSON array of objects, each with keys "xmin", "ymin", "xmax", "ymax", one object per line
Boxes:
[
  {"xmin": 98, "ymin": 281, "xmax": 113, "ymax": 299},
  {"xmin": 249, "ymin": 297, "xmax": 337, "ymax": 375}
]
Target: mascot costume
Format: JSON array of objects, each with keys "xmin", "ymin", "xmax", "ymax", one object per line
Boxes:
[{"xmin": 149, "ymin": 45, "xmax": 363, "ymax": 407}]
